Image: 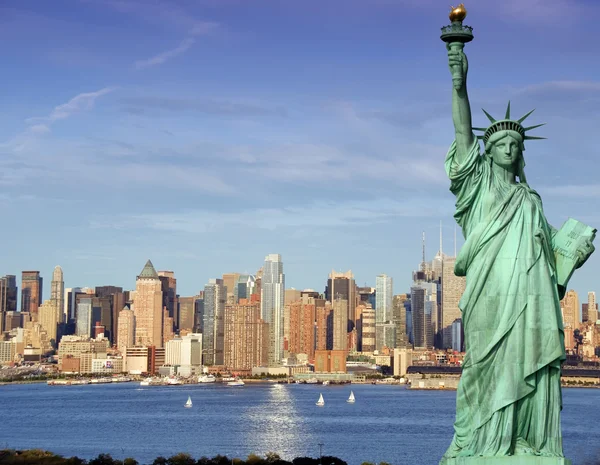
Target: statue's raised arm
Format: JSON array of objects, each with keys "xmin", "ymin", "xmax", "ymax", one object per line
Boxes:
[
  {"xmin": 441, "ymin": 4, "xmax": 475, "ymax": 164},
  {"xmin": 447, "ymin": 45, "xmax": 474, "ymax": 161}
]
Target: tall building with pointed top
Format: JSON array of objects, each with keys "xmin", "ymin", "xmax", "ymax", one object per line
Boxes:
[
  {"xmin": 261, "ymin": 254, "xmax": 285, "ymax": 366},
  {"xmin": 133, "ymin": 260, "xmax": 164, "ymax": 347}
]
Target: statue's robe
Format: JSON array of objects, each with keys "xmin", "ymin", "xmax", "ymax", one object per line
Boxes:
[{"xmin": 443, "ymin": 136, "xmax": 565, "ymax": 458}]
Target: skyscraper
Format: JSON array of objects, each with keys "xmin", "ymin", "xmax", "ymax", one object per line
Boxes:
[
  {"xmin": 50, "ymin": 266, "xmax": 64, "ymax": 323},
  {"xmin": 76, "ymin": 298, "xmax": 93, "ymax": 338},
  {"xmin": 64, "ymin": 287, "xmax": 83, "ymax": 323},
  {"xmin": 561, "ymin": 290, "xmax": 580, "ymax": 330},
  {"xmin": 179, "ymin": 296, "xmax": 199, "ymax": 333},
  {"xmin": 203, "ymin": 279, "xmax": 225, "ymax": 365},
  {"xmin": 393, "ymin": 294, "xmax": 409, "ymax": 348},
  {"xmin": 332, "ymin": 297, "xmax": 349, "ymax": 351},
  {"xmin": 117, "ymin": 306, "xmax": 135, "ymax": 350},
  {"xmin": 133, "ymin": 260, "xmax": 164, "ymax": 348},
  {"xmin": 375, "ymin": 274, "xmax": 393, "ymax": 323},
  {"xmin": 288, "ymin": 293, "xmax": 318, "ymax": 361},
  {"xmin": 222, "ymin": 273, "xmax": 240, "ymax": 305},
  {"xmin": 261, "ymin": 254, "xmax": 285, "ymax": 366},
  {"xmin": 0, "ymin": 275, "xmax": 17, "ymax": 333},
  {"xmin": 360, "ymin": 307, "xmax": 376, "ymax": 353},
  {"xmin": 158, "ymin": 271, "xmax": 178, "ymax": 331},
  {"xmin": 21, "ymin": 271, "xmax": 43, "ymax": 316},
  {"xmin": 585, "ymin": 292, "xmax": 598, "ymax": 323},
  {"xmin": 223, "ymin": 299, "xmax": 268, "ymax": 371},
  {"xmin": 325, "ymin": 270, "xmax": 356, "ymax": 331},
  {"xmin": 441, "ymin": 256, "xmax": 466, "ymax": 349},
  {"xmin": 39, "ymin": 299, "xmax": 61, "ymax": 346},
  {"xmin": 95, "ymin": 286, "xmax": 125, "ymax": 344},
  {"xmin": 411, "ymin": 282, "xmax": 437, "ymax": 349}
]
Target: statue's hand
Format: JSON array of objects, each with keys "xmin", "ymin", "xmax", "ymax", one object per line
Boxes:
[
  {"xmin": 447, "ymin": 43, "xmax": 468, "ymax": 90},
  {"xmin": 576, "ymin": 238, "xmax": 595, "ymax": 269}
]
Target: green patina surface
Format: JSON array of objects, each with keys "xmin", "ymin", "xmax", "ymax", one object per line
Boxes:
[{"xmin": 439, "ymin": 8, "xmax": 595, "ymax": 464}]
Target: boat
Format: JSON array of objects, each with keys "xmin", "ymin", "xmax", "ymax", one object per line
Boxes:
[
  {"xmin": 166, "ymin": 377, "xmax": 183, "ymax": 385},
  {"xmin": 140, "ymin": 378, "xmax": 152, "ymax": 386},
  {"xmin": 322, "ymin": 380, "xmax": 330, "ymax": 386},
  {"xmin": 227, "ymin": 378, "xmax": 245, "ymax": 387},
  {"xmin": 197, "ymin": 374, "xmax": 216, "ymax": 384},
  {"xmin": 306, "ymin": 377, "xmax": 318, "ymax": 384},
  {"xmin": 316, "ymin": 393, "xmax": 325, "ymax": 407},
  {"xmin": 184, "ymin": 396, "xmax": 193, "ymax": 408},
  {"xmin": 347, "ymin": 391, "xmax": 355, "ymax": 404}
]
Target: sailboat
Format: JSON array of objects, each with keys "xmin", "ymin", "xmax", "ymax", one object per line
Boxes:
[
  {"xmin": 184, "ymin": 396, "xmax": 193, "ymax": 408},
  {"xmin": 316, "ymin": 393, "xmax": 325, "ymax": 407},
  {"xmin": 347, "ymin": 391, "xmax": 355, "ymax": 404}
]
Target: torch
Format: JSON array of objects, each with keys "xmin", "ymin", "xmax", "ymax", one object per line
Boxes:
[{"xmin": 440, "ymin": 4, "xmax": 474, "ymax": 90}]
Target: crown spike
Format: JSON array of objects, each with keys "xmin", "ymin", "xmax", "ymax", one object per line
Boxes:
[
  {"xmin": 505, "ymin": 101, "xmax": 511, "ymax": 120},
  {"xmin": 476, "ymin": 135, "xmax": 485, "ymax": 140},
  {"xmin": 517, "ymin": 109, "xmax": 536, "ymax": 124},
  {"xmin": 523, "ymin": 136, "xmax": 546, "ymax": 140},
  {"xmin": 482, "ymin": 108, "xmax": 496, "ymax": 123},
  {"xmin": 523, "ymin": 123, "xmax": 546, "ymax": 131},
  {"xmin": 473, "ymin": 127, "xmax": 487, "ymax": 132}
]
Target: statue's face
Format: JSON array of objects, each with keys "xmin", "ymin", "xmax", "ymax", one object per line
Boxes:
[{"xmin": 490, "ymin": 134, "xmax": 521, "ymax": 170}]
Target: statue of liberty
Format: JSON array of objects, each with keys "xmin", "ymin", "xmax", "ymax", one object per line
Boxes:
[{"xmin": 440, "ymin": 5, "xmax": 595, "ymax": 463}]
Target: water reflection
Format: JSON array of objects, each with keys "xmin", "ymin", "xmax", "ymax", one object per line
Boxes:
[{"xmin": 243, "ymin": 384, "xmax": 315, "ymax": 458}]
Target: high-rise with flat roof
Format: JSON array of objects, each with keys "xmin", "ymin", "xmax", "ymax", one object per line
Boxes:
[
  {"xmin": 375, "ymin": 274, "xmax": 393, "ymax": 323},
  {"xmin": 50, "ymin": 266, "xmax": 64, "ymax": 324},
  {"xmin": 393, "ymin": 294, "xmax": 409, "ymax": 348},
  {"xmin": 222, "ymin": 273, "xmax": 240, "ymax": 305},
  {"xmin": 288, "ymin": 293, "xmax": 319, "ymax": 361},
  {"xmin": 203, "ymin": 279, "xmax": 225, "ymax": 365},
  {"xmin": 158, "ymin": 271, "xmax": 178, "ymax": 331},
  {"xmin": 441, "ymin": 257, "xmax": 466, "ymax": 349},
  {"xmin": 325, "ymin": 270, "xmax": 356, "ymax": 331},
  {"xmin": 178, "ymin": 296, "xmax": 198, "ymax": 333},
  {"xmin": 117, "ymin": 306, "xmax": 135, "ymax": 350},
  {"xmin": 21, "ymin": 271, "xmax": 43, "ymax": 316},
  {"xmin": 224, "ymin": 300, "xmax": 268, "ymax": 371},
  {"xmin": 261, "ymin": 254, "xmax": 285, "ymax": 366},
  {"xmin": 333, "ymin": 297, "xmax": 348, "ymax": 351},
  {"xmin": 0, "ymin": 275, "xmax": 17, "ymax": 333}
]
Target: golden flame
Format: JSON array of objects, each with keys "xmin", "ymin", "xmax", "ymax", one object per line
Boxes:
[{"xmin": 449, "ymin": 3, "xmax": 467, "ymax": 22}]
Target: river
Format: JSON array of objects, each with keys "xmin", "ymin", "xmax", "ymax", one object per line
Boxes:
[{"xmin": 1, "ymin": 383, "xmax": 598, "ymax": 465}]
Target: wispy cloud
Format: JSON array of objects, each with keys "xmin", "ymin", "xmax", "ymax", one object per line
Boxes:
[
  {"xmin": 120, "ymin": 95, "xmax": 287, "ymax": 117},
  {"xmin": 92, "ymin": 198, "xmax": 451, "ymax": 234},
  {"xmin": 134, "ymin": 38, "xmax": 195, "ymax": 69},
  {"xmin": 93, "ymin": 0, "xmax": 220, "ymax": 36},
  {"xmin": 26, "ymin": 87, "xmax": 116, "ymax": 125}
]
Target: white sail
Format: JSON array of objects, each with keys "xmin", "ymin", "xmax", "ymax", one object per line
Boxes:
[
  {"xmin": 316, "ymin": 393, "xmax": 325, "ymax": 406},
  {"xmin": 347, "ymin": 391, "xmax": 355, "ymax": 403},
  {"xmin": 184, "ymin": 396, "xmax": 192, "ymax": 408}
]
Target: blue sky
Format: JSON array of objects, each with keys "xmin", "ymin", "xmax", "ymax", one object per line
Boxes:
[{"xmin": 1, "ymin": 0, "xmax": 600, "ymax": 300}]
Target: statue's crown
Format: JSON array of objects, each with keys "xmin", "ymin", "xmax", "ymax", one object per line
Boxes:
[{"xmin": 473, "ymin": 102, "xmax": 546, "ymax": 143}]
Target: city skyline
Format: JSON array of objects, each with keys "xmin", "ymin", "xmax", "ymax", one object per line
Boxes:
[{"xmin": 1, "ymin": 2, "xmax": 599, "ymax": 300}]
